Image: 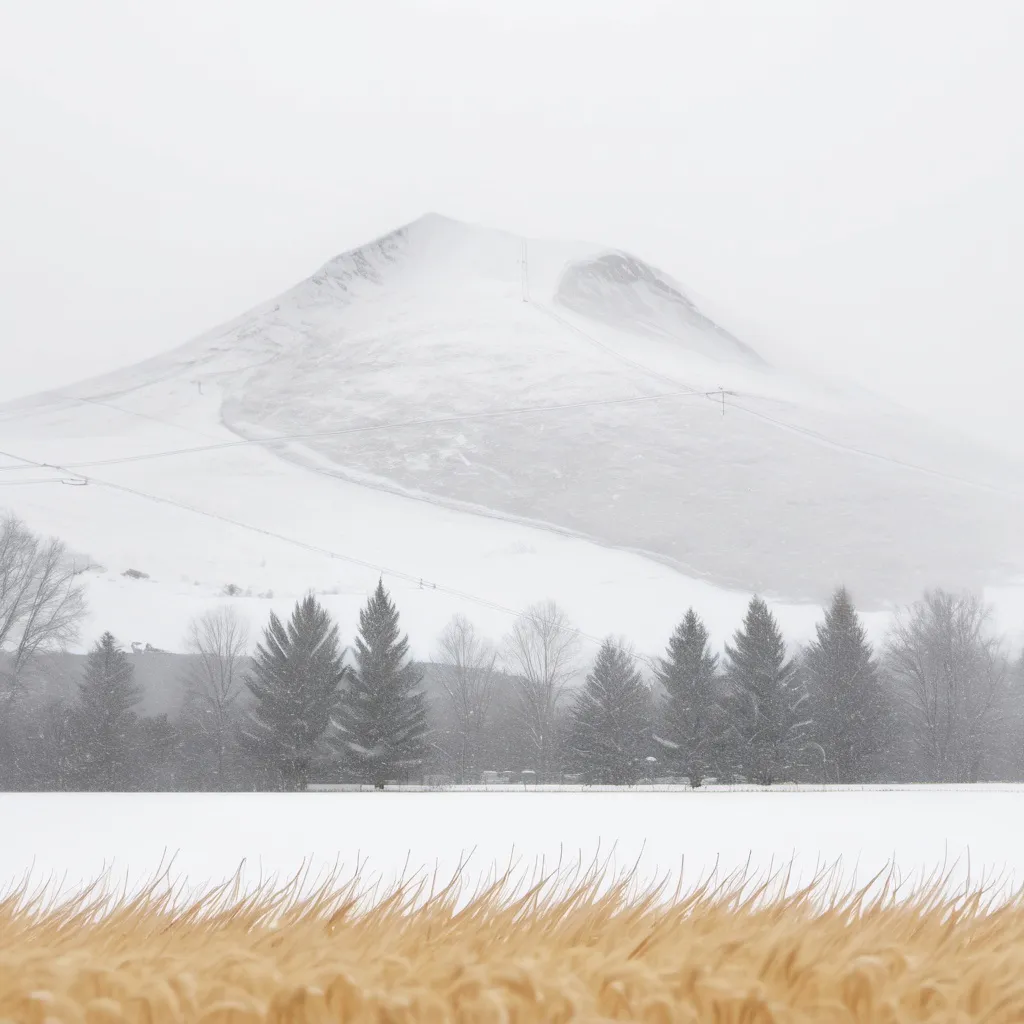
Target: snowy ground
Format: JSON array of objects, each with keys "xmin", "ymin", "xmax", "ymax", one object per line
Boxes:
[{"xmin": 3, "ymin": 789, "xmax": 1022, "ymax": 902}]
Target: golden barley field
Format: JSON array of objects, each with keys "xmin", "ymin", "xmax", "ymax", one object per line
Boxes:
[{"xmin": 3, "ymin": 859, "xmax": 1024, "ymax": 1024}]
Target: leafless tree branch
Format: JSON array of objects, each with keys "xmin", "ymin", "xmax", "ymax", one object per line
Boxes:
[
  {"xmin": 0, "ymin": 514, "xmax": 89, "ymax": 705},
  {"xmin": 434, "ymin": 614, "xmax": 497, "ymax": 782},
  {"xmin": 503, "ymin": 600, "xmax": 580, "ymax": 782},
  {"xmin": 886, "ymin": 589, "xmax": 1007, "ymax": 782},
  {"xmin": 180, "ymin": 605, "xmax": 250, "ymax": 783}
]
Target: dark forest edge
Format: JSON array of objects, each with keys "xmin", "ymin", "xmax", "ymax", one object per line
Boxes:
[{"xmin": 1, "ymin": 513, "xmax": 1022, "ymax": 792}]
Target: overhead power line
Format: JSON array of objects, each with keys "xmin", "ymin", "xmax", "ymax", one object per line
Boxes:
[
  {"xmin": 0, "ymin": 387, "xmax": 718, "ymax": 474},
  {"xmin": 532, "ymin": 300, "xmax": 707, "ymax": 395},
  {"xmin": 721, "ymin": 395, "xmax": 1024, "ymax": 499},
  {"xmin": 0, "ymin": 477, "xmax": 84, "ymax": 485},
  {"xmin": 0, "ymin": 445, "xmax": 663, "ymax": 669},
  {"xmin": 515, "ymin": 257, "xmax": 1022, "ymax": 497},
  {"xmin": 0, "ymin": 477, "xmax": 80, "ymax": 487}
]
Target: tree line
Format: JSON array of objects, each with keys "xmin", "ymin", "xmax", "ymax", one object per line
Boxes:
[{"xmin": 1, "ymin": 512, "xmax": 1023, "ymax": 790}]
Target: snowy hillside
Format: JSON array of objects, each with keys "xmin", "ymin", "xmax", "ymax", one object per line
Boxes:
[{"xmin": 0, "ymin": 213, "xmax": 1022, "ymax": 658}]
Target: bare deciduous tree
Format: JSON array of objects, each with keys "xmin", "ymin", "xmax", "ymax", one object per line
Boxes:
[
  {"xmin": 887, "ymin": 589, "xmax": 1008, "ymax": 783},
  {"xmin": 503, "ymin": 600, "xmax": 580, "ymax": 782},
  {"xmin": 180, "ymin": 606, "xmax": 250, "ymax": 784},
  {"xmin": 0, "ymin": 514, "xmax": 88, "ymax": 708},
  {"xmin": 434, "ymin": 614, "xmax": 497, "ymax": 782}
]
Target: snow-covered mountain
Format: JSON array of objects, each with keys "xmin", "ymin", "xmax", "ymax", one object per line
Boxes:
[{"xmin": 1, "ymin": 213, "xmax": 1022, "ymax": 656}]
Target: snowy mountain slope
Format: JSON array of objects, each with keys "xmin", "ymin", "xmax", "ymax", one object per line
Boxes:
[
  {"xmin": 0, "ymin": 381, "xmax": 875, "ymax": 662},
  {"xmin": 221, "ymin": 217, "xmax": 1022, "ymax": 604},
  {"xmin": 0, "ymin": 213, "xmax": 1022, "ymax": 659}
]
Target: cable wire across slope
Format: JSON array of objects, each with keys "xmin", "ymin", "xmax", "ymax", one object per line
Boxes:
[{"xmin": 0, "ymin": 445, "xmax": 664, "ymax": 669}]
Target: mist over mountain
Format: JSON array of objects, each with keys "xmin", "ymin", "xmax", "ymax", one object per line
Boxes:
[{"xmin": 1, "ymin": 214, "xmax": 1021, "ymax": 654}]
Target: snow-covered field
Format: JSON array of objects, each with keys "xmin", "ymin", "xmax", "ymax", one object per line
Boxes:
[
  {"xmin": 1, "ymin": 213, "xmax": 1022, "ymax": 660},
  {"xmin": 3, "ymin": 789, "xmax": 1022, "ymax": 900}
]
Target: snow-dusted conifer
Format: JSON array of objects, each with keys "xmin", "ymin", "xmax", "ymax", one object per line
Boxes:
[
  {"xmin": 334, "ymin": 580, "xmax": 428, "ymax": 786},
  {"xmin": 75, "ymin": 631, "xmax": 142, "ymax": 790},
  {"xmin": 567, "ymin": 638, "xmax": 650, "ymax": 784},
  {"xmin": 239, "ymin": 593, "xmax": 345, "ymax": 790},
  {"xmin": 654, "ymin": 609, "xmax": 721, "ymax": 786},
  {"xmin": 722, "ymin": 597, "xmax": 809, "ymax": 785},
  {"xmin": 804, "ymin": 587, "xmax": 891, "ymax": 782}
]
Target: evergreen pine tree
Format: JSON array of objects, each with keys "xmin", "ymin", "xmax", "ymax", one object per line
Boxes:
[
  {"xmin": 1013, "ymin": 652, "xmax": 1024, "ymax": 780},
  {"xmin": 75, "ymin": 631, "xmax": 143, "ymax": 790},
  {"xmin": 567, "ymin": 638, "xmax": 650, "ymax": 784},
  {"xmin": 723, "ymin": 597, "xmax": 809, "ymax": 785},
  {"xmin": 335, "ymin": 580, "xmax": 428, "ymax": 786},
  {"xmin": 134, "ymin": 714, "xmax": 181, "ymax": 791},
  {"xmin": 804, "ymin": 587, "xmax": 892, "ymax": 783},
  {"xmin": 654, "ymin": 609, "xmax": 721, "ymax": 786},
  {"xmin": 239, "ymin": 593, "xmax": 346, "ymax": 791}
]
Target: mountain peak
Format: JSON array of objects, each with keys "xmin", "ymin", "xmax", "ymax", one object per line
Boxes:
[{"xmin": 408, "ymin": 210, "xmax": 464, "ymax": 229}]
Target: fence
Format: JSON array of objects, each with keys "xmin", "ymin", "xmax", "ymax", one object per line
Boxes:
[{"xmin": 305, "ymin": 782, "xmax": 1024, "ymax": 794}]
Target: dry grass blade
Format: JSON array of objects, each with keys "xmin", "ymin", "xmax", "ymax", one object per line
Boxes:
[{"xmin": 2, "ymin": 858, "xmax": 1024, "ymax": 1021}]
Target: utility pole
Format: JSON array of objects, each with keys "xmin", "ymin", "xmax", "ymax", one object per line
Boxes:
[
  {"xmin": 520, "ymin": 239, "xmax": 529, "ymax": 303},
  {"xmin": 705, "ymin": 387, "xmax": 733, "ymax": 415}
]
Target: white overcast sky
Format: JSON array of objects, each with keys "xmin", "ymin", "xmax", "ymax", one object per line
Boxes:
[{"xmin": 2, "ymin": 0, "xmax": 1022, "ymax": 452}]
